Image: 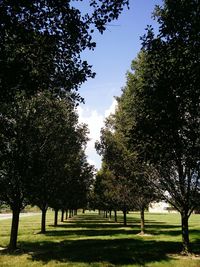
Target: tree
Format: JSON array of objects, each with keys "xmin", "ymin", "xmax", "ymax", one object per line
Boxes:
[
  {"xmin": 96, "ymin": 99, "xmax": 159, "ymax": 229},
  {"xmin": 65, "ymin": 151, "xmax": 95, "ymax": 214},
  {"xmin": 0, "ymin": 92, "xmax": 88, "ymax": 248},
  {"xmin": 0, "ymin": 95, "xmax": 34, "ymax": 250},
  {"xmin": 25, "ymin": 93, "xmax": 88, "ymax": 233},
  {"xmin": 94, "ymin": 164, "xmax": 120, "ymax": 220},
  {"xmin": 0, "ymin": 0, "xmax": 129, "ymax": 103},
  {"xmin": 114, "ymin": 61, "xmax": 160, "ymax": 234},
  {"xmin": 96, "ymin": 119, "xmax": 137, "ymax": 226},
  {"xmin": 123, "ymin": 0, "xmax": 200, "ymax": 253}
]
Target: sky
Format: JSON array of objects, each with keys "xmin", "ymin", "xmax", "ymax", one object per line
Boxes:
[{"xmin": 78, "ymin": 0, "xmax": 163, "ymax": 170}]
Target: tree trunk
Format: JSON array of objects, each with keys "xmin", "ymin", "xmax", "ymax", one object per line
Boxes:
[
  {"xmin": 140, "ymin": 207, "xmax": 145, "ymax": 235},
  {"xmin": 8, "ymin": 207, "xmax": 20, "ymax": 250},
  {"xmin": 69, "ymin": 209, "xmax": 72, "ymax": 218},
  {"xmin": 74, "ymin": 209, "xmax": 77, "ymax": 215},
  {"xmin": 98, "ymin": 209, "xmax": 101, "ymax": 215},
  {"xmin": 109, "ymin": 210, "xmax": 112, "ymax": 221},
  {"xmin": 181, "ymin": 212, "xmax": 190, "ymax": 254},
  {"xmin": 41, "ymin": 208, "xmax": 47, "ymax": 233},
  {"xmin": 54, "ymin": 209, "xmax": 58, "ymax": 227},
  {"xmin": 105, "ymin": 210, "xmax": 108, "ymax": 218},
  {"xmin": 123, "ymin": 208, "xmax": 127, "ymax": 226},
  {"xmin": 114, "ymin": 210, "xmax": 117, "ymax": 222},
  {"xmin": 82, "ymin": 209, "xmax": 85, "ymax": 213},
  {"xmin": 61, "ymin": 209, "xmax": 64, "ymax": 222},
  {"xmin": 65, "ymin": 209, "xmax": 68, "ymax": 220}
]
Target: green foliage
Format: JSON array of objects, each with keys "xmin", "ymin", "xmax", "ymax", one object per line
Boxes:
[
  {"xmin": 95, "ymin": 61, "xmax": 159, "ymax": 215},
  {"xmin": 119, "ymin": 0, "xmax": 200, "ymax": 253},
  {"xmin": 94, "ymin": 165, "xmax": 120, "ymax": 211},
  {"xmin": 95, "ymin": 120, "xmax": 137, "ymax": 213},
  {"xmin": 0, "ymin": 92, "xmax": 94, "ymax": 247},
  {"xmin": 64, "ymin": 151, "xmax": 95, "ymax": 211},
  {"xmin": 0, "ymin": 0, "xmax": 129, "ymax": 102}
]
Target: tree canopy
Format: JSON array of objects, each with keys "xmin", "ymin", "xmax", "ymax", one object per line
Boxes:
[
  {"xmin": 0, "ymin": 0, "xmax": 129, "ymax": 102},
  {"xmin": 116, "ymin": 0, "xmax": 200, "ymax": 253}
]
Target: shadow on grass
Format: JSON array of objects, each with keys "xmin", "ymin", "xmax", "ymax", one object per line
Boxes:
[
  {"xmin": 20, "ymin": 238, "xmax": 181, "ymax": 266},
  {"xmin": 45, "ymin": 223, "xmax": 183, "ymax": 238},
  {"xmin": 1, "ymin": 213, "xmax": 200, "ymax": 265},
  {"xmin": 45, "ymin": 228, "xmax": 140, "ymax": 237},
  {"xmin": 48, "ymin": 215, "xmax": 182, "ymax": 237}
]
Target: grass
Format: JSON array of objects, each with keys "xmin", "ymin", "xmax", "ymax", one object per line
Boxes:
[{"xmin": 0, "ymin": 211, "xmax": 200, "ymax": 266}]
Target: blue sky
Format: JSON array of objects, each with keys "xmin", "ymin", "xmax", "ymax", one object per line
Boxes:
[{"xmin": 78, "ymin": 0, "xmax": 163, "ymax": 169}]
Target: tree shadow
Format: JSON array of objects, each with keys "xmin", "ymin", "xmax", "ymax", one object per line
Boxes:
[
  {"xmin": 45, "ymin": 228, "xmax": 139, "ymax": 237},
  {"xmin": 50, "ymin": 216, "xmax": 182, "ymax": 237},
  {"xmin": 46, "ymin": 222, "xmax": 182, "ymax": 238},
  {"xmin": 20, "ymin": 238, "xmax": 181, "ymax": 266},
  {"xmin": 1, "ymin": 213, "xmax": 200, "ymax": 265}
]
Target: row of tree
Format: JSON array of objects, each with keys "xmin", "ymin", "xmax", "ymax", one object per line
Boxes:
[
  {"xmin": 0, "ymin": 92, "xmax": 94, "ymax": 250},
  {"xmin": 94, "ymin": 0, "xmax": 200, "ymax": 254},
  {"xmin": 0, "ymin": 0, "xmax": 129, "ymax": 250}
]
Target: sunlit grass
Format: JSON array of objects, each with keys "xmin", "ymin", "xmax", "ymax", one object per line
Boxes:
[{"xmin": 0, "ymin": 210, "xmax": 200, "ymax": 266}]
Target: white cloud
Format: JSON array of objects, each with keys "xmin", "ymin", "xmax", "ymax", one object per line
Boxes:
[
  {"xmin": 77, "ymin": 99, "xmax": 117, "ymax": 169},
  {"xmin": 105, "ymin": 99, "xmax": 117, "ymax": 118}
]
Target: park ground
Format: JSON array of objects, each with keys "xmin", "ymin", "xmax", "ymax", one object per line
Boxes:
[{"xmin": 0, "ymin": 211, "xmax": 200, "ymax": 267}]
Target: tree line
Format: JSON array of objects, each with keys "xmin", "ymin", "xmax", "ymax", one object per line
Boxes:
[
  {"xmin": 93, "ymin": 0, "xmax": 200, "ymax": 255},
  {"xmin": 0, "ymin": 0, "xmax": 129, "ymax": 251}
]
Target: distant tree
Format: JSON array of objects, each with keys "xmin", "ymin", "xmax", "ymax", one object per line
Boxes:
[
  {"xmin": 25, "ymin": 93, "xmax": 88, "ymax": 233},
  {"xmin": 114, "ymin": 65, "xmax": 160, "ymax": 234},
  {"xmin": 123, "ymin": 0, "xmax": 200, "ymax": 253},
  {"xmin": 94, "ymin": 164, "xmax": 119, "ymax": 218},
  {"xmin": 96, "ymin": 119, "xmax": 136, "ymax": 226},
  {"xmin": 0, "ymin": 0, "xmax": 129, "ymax": 102},
  {"xmin": 96, "ymin": 102, "xmax": 159, "ymax": 229},
  {"xmin": 66, "ymin": 151, "xmax": 95, "ymax": 213},
  {"xmin": 132, "ymin": 169, "xmax": 159, "ymax": 235}
]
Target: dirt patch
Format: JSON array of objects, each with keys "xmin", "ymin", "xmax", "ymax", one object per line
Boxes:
[
  {"xmin": 168, "ymin": 253, "xmax": 200, "ymax": 260},
  {"xmin": 136, "ymin": 232, "xmax": 153, "ymax": 237}
]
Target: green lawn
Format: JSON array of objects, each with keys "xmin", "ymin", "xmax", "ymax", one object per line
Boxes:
[{"xmin": 0, "ymin": 211, "xmax": 200, "ymax": 267}]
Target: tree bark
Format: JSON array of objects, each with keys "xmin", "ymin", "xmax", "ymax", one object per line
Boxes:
[
  {"xmin": 109, "ymin": 210, "xmax": 112, "ymax": 221},
  {"xmin": 54, "ymin": 209, "xmax": 58, "ymax": 226},
  {"xmin": 41, "ymin": 208, "xmax": 47, "ymax": 233},
  {"xmin": 181, "ymin": 212, "xmax": 190, "ymax": 254},
  {"xmin": 61, "ymin": 209, "xmax": 64, "ymax": 222},
  {"xmin": 140, "ymin": 207, "xmax": 145, "ymax": 235},
  {"xmin": 69, "ymin": 209, "xmax": 72, "ymax": 218},
  {"xmin": 105, "ymin": 210, "xmax": 108, "ymax": 218},
  {"xmin": 123, "ymin": 208, "xmax": 127, "ymax": 226},
  {"xmin": 65, "ymin": 209, "xmax": 68, "ymax": 220},
  {"xmin": 114, "ymin": 210, "xmax": 117, "ymax": 222},
  {"xmin": 8, "ymin": 207, "xmax": 20, "ymax": 250},
  {"xmin": 82, "ymin": 209, "xmax": 85, "ymax": 213},
  {"xmin": 98, "ymin": 209, "xmax": 101, "ymax": 215}
]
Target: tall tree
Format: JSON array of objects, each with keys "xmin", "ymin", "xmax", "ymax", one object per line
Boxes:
[
  {"xmin": 25, "ymin": 93, "xmax": 87, "ymax": 233},
  {"xmin": 96, "ymin": 119, "xmax": 137, "ymax": 226},
  {"xmin": 0, "ymin": 92, "xmax": 87, "ymax": 249},
  {"xmin": 0, "ymin": 95, "xmax": 33, "ymax": 250},
  {"xmin": 123, "ymin": 0, "xmax": 200, "ymax": 253},
  {"xmin": 94, "ymin": 164, "xmax": 120, "ymax": 217},
  {"xmin": 65, "ymin": 151, "xmax": 95, "ymax": 213},
  {"xmin": 114, "ymin": 59, "xmax": 160, "ymax": 234}
]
